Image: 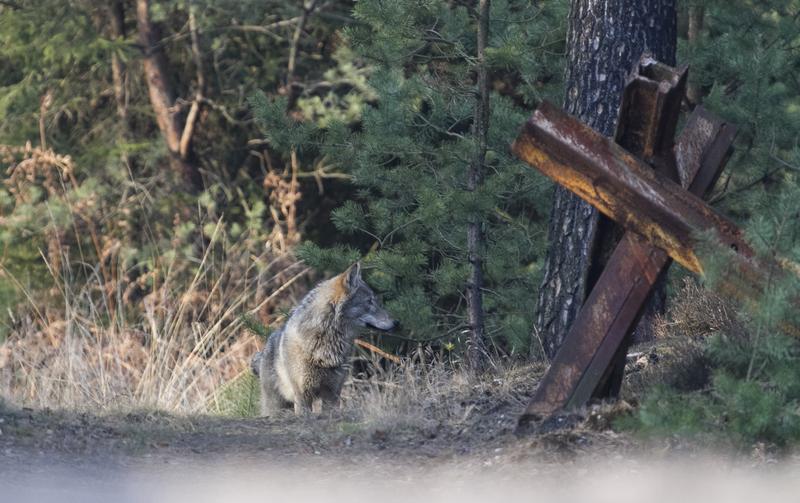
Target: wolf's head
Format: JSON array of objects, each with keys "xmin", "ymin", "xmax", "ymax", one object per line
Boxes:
[{"xmin": 338, "ymin": 262, "xmax": 397, "ymax": 332}]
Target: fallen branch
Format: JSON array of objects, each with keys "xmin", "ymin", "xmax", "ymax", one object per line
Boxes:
[{"xmin": 354, "ymin": 339, "xmax": 402, "ymax": 364}]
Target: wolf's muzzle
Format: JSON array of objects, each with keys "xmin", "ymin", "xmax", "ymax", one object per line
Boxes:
[{"xmin": 367, "ymin": 319, "xmax": 399, "ymax": 332}]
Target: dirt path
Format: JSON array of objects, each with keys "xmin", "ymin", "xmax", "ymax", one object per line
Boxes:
[
  {"xmin": 0, "ymin": 390, "xmax": 643, "ymax": 483},
  {"xmin": 1, "ymin": 405, "xmax": 798, "ymax": 503},
  {"xmin": 0, "ymin": 343, "xmax": 700, "ymax": 476},
  {"xmin": 0, "ymin": 404, "xmax": 615, "ymax": 470},
  {"xmin": 1, "ymin": 357, "xmax": 796, "ymax": 503}
]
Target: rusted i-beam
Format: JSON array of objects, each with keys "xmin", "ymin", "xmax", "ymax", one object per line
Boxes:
[
  {"xmin": 512, "ymin": 100, "xmax": 753, "ymax": 275},
  {"xmin": 590, "ymin": 57, "xmax": 687, "ymax": 399},
  {"xmin": 516, "ymin": 57, "xmax": 799, "ymax": 426},
  {"xmin": 518, "ymin": 108, "xmax": 737, "ymax": 422},
  {"xmin": 615, "ymin": 57, "xmax": 687, "ymax": 180},
  {"xmin": 514, "ymin": 101, "xmax": 800, "ymax": 343}
]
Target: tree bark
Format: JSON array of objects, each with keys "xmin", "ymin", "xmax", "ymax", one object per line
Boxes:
[
  {"xmin": 108, "ymin": 0, "xmax": 133, "ymax": 173},
  {"xmin": 135, "ymin": 0, "xmax": 203, "ymax": 191},
  {"xmin": 466, "ymin": 0, "xmax": 491, "ymax": 371},
  {"xmin": 109, "ymin": 0, "xmax": 128, "ymax": 129},
  {"xmin": 180, "ymin": 1, "xmax": 205, "ymax": 160},
  {"xmin": 533, "ymin": 0, "xmax": 676, "ymax": 360},
  {"xmin": 687, "ymin": 4, "xmax": 704, "ymax": 105}
]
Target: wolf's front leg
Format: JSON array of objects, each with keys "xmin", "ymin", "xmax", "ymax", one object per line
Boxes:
[
  {"xmin": 320, "ymin": 369, "xmax": 346, "ymax": 412},
  {"xmin": 293, "ymin": 393, "xmax": 313, "ymax": 415},
  {"xmin": 321, "ymin": 395, "xmax": 340, "ymax": 414}
]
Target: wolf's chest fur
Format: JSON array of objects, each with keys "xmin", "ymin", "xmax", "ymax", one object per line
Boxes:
[{"xmin": 273, "ymin": 310, "xmax": 356, "ymax": 403}]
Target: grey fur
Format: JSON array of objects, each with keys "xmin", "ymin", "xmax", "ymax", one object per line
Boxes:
[
  {"xmin": 252, "ymin": 263, "xmax": 396, "ymax": 416},
  {"xmin": 250, "ymin": 349, "xmax": 263, "ymax": 377}
]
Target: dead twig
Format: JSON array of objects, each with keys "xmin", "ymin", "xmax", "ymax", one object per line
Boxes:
[
  {"xmin": 179, "ymin": 1, "xmax": 205, "ymax": 159},
  {"xmin": 286, "ymin": 0, "xmax": 321, "ymax": 85},
  {"xmin": 354, "ymin": 339, "xmax": 402, "ymax": 364}
]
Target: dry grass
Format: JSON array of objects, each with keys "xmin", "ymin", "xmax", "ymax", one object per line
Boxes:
[
  {"xmin": 0, "ymin": 213, "xmax": 540, "ymax": 424},
  {"xmin": 0, "ymin": 204, "xmax": 538, "ymax": 424},
  {"xmin": 655, "ymin": 279, "xmax": 742, "ymax": 341},
  {"xmin": 624, "ymin": 278, "xmax": 745, "ymax": 397},
  {"xmin": 207, "ymin": 343, "xmax": 546, "ymax": 435},
  {"xmin": 0, "ymin": 223, "xmax": 311, "ymax": 413},
  {"xmin": 338, "ymin": 352, "xmax": 546, "ymax": 433},
  {"xmin": 0, "ymin": 141, "xmax": 318, "ymax": 414}
]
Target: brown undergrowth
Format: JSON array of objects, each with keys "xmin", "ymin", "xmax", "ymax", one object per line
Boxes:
[
  {"xmin": 0, "ymin": 238, "xmax": 309, "ymax": 413},
  {"xmin": 623, "ymin": 278, "xmax": 745, "ymax": 398},
  {"xmin": 0, "ymin": 143, "xmax": 313, "ymax": 413}
]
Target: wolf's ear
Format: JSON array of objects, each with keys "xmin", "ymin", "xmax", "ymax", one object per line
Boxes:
[{"xmin": 345, "ymin": 261, "xmax": 362, "ymax": 290}]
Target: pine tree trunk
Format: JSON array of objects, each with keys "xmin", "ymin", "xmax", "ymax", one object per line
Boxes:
[
  {"xmin": 533, "ymin": 0, "xmax": 676, "ymax": 360},
  {"xmin": 687, "ymin": 5, "xmax": 704, "ymax": 104},
  {"xmin": 466, "ymin": 0, "xmax": 491, "ymax": 371},
  {"xmin": 109, "ymin": 0, "xmax": 128, "ymax": 130},
  {"xmin": 109, "ymin": 0, "xmax": 132, "ymax": 172},
  {"xmin": 135, "ymin": 0, "xmax": 203, "ymax": 191}
]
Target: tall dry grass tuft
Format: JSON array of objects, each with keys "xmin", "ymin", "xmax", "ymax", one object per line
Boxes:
[
  {"xmin": 0, "ymin": 229, "xmax": 308, "ymax": 412},
  {"xmin": 0, "ymin": 141, "xmax": 314, "ymax": 413}
]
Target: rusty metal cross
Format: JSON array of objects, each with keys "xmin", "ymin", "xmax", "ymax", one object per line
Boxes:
[{"xmin": 512, "ymin": 57, "xmax": 761, "ymax": 427}]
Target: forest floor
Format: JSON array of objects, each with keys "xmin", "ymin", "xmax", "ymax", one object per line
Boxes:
[{"xmin": 0, "ymin": 357, "xmax": 797, "ymax": 502}]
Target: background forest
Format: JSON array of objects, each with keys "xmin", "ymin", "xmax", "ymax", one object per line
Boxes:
[{"xmin": 0, "ymin": 0, "xmax": 798, "ymax": 447}]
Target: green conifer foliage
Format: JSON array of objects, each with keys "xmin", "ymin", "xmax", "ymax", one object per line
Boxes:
[
  {"xmin": 681, "ymin": 1, "xmax": 800, "ymax": 224},
  {"xmin": 275, "ymin": 0, "xmax": 568, "ymax": 355},
  {"xmin": 0, "ymin": 0, "xmax": 354, "ymax": 336},
  {"xmin": 627, "ymin": 0, "xmax": 800, "ymax": 448}
]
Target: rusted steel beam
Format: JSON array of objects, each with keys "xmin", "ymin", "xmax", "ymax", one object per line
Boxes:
[
  {"xmin": 572, "ymin": 114, "xmax": 739, "ymax": 408},
  {"xmin": 592, "ymin": 108, "xmax": 736, "ymax": 405},
  {"xmin": 519, "ymin": 107, "xmax": 737, "ymax": 422},
  {"xmin": 615, "ymin": 56, "xmax": 687, "ymax": 181},
  {"xmin": 524, "ymin": 233, "xmax": 670, "ymax": 418},
  {"xmin": 512, "ymin": 100, "xmax": 753, "ymax": 274},
  {"xmin": 676, "ymin": 108, "xmax": 737, "ymax": 192},
  {"xmin": 590, "ymin": 59, "xmax": 687, "ymax": 399}
]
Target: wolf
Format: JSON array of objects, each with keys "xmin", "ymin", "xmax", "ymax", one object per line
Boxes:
[{"xmin": 250, "ymin": 262, "xmax": 397, "ymax": 416}]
